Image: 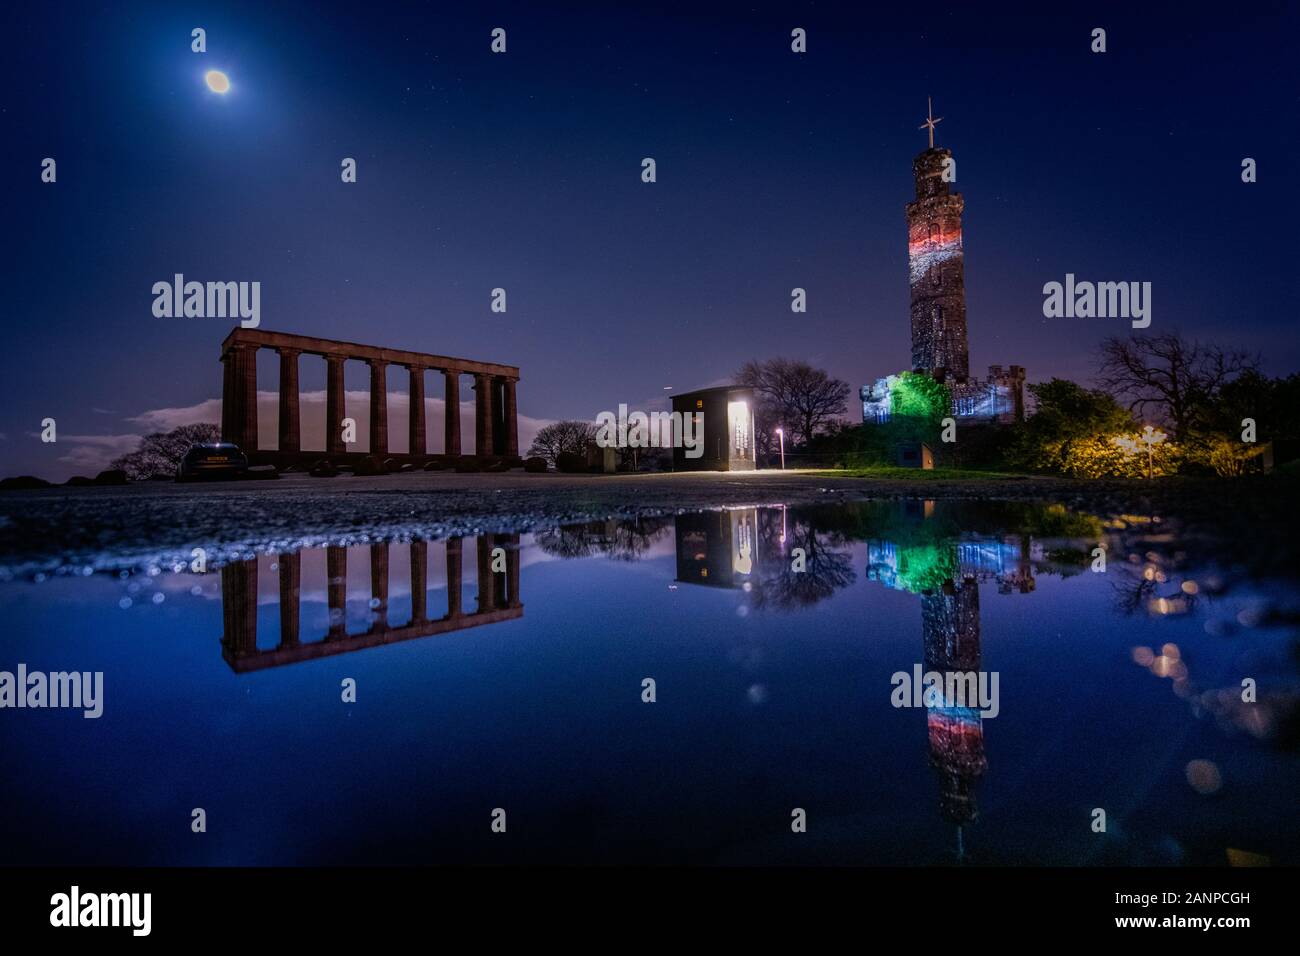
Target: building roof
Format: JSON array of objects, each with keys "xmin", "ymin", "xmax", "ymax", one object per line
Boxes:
[{"xmin": 670, "ymin": 384, "xmax": 752, "ymax": 401}]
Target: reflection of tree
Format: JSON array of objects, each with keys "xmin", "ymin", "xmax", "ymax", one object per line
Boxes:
[
  {"xmin": 1111, "ymin": 573, "xmax": 1158, "ymax": 615},
  {"xmin": 534, "ymin": 518, "xmax": 671, "ymax": 562},
  {"xmin": 603, "ymin": 518, "xmax": 671, "ymax": 561},
  {"xmin": 1110, "ymin": 559, "xmax": 1200, "ymax": 617},
  {"xmin": 751, "ymin": 512, "xmax": 856, "ymax": 610}
]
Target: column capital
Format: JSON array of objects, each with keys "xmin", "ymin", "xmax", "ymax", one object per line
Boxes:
[{"xmin": 276, "ymin": 346, "xmax": 302, "ymax": 357}]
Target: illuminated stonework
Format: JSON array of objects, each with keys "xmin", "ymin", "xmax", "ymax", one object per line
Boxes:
[
  {"xmin": 859, "ymin": 112, "xmax": 1027, "ymax": 427},
  {"xmin": 907, "ymin": 148, "xmax": 969, "ymax": 380}
]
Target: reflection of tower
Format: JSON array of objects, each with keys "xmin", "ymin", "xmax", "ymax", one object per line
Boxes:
[
  {"xmin": 908, "ymin": 100, "xmax": 969, "ymax": 382},
  {"xmin": 921, "ymin": 575, "xmax": 987, "ymax": 836}
]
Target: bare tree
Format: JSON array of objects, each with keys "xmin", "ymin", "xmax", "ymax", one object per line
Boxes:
[
  {"xmin": 1095, "ymin": 333, "xmax": 1258, "ymax": 439},
  {"xmin": 736, "ymin": 358, "xmax": 850, "ymax": 447},
  {"xmin": 110, "ymin": 423, "xmax": 221, "ymax": 480},
  {"xmin": 526, "ymin": 420, "xmax": 596, "ymax": 466}
]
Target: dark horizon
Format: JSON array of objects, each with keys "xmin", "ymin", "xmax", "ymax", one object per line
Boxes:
[{"xmin": 4, "ymin": 1, "xmax": 1298, "ymax": 479}]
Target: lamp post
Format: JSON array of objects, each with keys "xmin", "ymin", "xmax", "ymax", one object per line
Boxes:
[
  {"xmin": 1140, "ymin": 425, "xmax": 1166, "ymax": 480},
  {"xmin": 776, "ymin": 428, "xmax": 785, "ymax": 470}
]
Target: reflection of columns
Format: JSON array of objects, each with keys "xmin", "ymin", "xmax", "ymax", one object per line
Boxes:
[
  {"xmin": 444, "ymin": 371, "xmax": 461, "ymax": 456},
  {"xmin": 369, "ymin": 359, "xmax": 388, "ymax": 457},
  {"xmin": 222, "ymin": 345, "xmax": 259, "ymax": 451},
  {"xmin": 408, "ymin": 366, "xmax": 426, "ymax": 457},
  {"xmin": 370, "ymin": 542, "xmax": 389, "ymax": 627},
  {"xmin": 278, "ymin": 349, "xmax": 301, "ymax": 454},
  {"xmin": 476, "ymin": 535, "xmax": 496, "ymax": 611},
  {"xmin": 221, "ymin": 559, "xmax": 258, "ymax": 658},
  {"xmin": 446, "ymin": 537, "xmax": 463, "ymax": 617},
  {"xmin": 504, "ymin": 533, "xmax": 521, "ymax": 607},
  {"xmin": 410, "ymin": 540, "xmax": 428, "ymax": 622},
  {"xmin": 278, "ymin": 551, "xmax": 301, "ymax": 647},
  {"xmin": 326, "ymin": 355, "xmax": 346, "ymax": 456},
  {"xmin": 327, "ymin": 545, "xmax": 347, "ymax": 637},
  {"xmin": 503, "ymin": 379, "xmax": 518, "ymax": 457},
  {"xmin": 474, "ymin": 374, "xmax": 494, "ymax": 457}
]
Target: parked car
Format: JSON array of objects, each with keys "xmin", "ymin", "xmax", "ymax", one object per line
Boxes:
[{"xmin": 176, "ymin": 442, "xmax": 249, "ymax": 481}]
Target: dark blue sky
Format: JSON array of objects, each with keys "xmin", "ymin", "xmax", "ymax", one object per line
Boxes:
[{"xmin": 3, "ymin": 1, "xmax": 1297, "ymax": 478}]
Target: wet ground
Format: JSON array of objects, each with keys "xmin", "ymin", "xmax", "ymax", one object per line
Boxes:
[
  {"xmin": 1, "ymin": 491, "xmax": 1297, "ymax": 865},
  {"xmin": 1, "ymin": 470, "xmax": 1295, "ymax": 575}
]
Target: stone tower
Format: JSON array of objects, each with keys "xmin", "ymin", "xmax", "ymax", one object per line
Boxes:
[{"xmin": 906, "ymin": 128, "xmax": 970, "ymax": 381}]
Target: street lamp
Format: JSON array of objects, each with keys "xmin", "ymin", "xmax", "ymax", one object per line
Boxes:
[
  {"xmin": 775, "ymin": 428, "xmax": 785, "ymax": 470},
  {"xmin": 1140, "ymin": 425, "xmax": 1166, "ymax": 480}
]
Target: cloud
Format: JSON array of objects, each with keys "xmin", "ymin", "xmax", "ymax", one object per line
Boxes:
[
  {"xmin": 127, "ymin": 399, "xmax": 223, "ymax": 432},
  {"xmin": 56, "ymin": 433, "xmax": 144, "ymax": 475}
]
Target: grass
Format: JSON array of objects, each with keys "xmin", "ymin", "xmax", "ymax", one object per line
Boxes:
[{"xmin": 802, "ymin": 465, "xmax": 1032, "ymax": 480}]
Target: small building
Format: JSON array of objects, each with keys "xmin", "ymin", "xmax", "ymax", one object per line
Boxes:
[
  {"xmin": 896, "ymin": 441, "xmax": 934, "ymax": 469},
  {"xmin": 674, "ymin": 509, "xmax": 758, "ymax": 588},
  {"xmin": 671, "ymin": 385, "xmax": 756, "ymax": 472}
]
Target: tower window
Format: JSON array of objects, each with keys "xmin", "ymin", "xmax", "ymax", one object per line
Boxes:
[{"xmin": 928, "ymin": 222, "xmax": 940, "ymax": 243}]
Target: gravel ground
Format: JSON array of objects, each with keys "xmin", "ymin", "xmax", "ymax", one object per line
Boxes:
[{"xmin": 1, "ymin": 469, "xmax": 1296, "ymax": 574}]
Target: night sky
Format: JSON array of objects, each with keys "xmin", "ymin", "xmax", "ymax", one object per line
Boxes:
[{"xmin": 4, "ymin": 1, "xmax": 1297, "ymax": 479}]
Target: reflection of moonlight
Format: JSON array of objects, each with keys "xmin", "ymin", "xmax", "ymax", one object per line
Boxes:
[{"xmin": 205, "ymin": 70, "xmax": 230, "ymax": 94}]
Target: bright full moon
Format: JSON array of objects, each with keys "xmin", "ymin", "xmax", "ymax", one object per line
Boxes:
[{"xmin": 204, "ymin": 70, "xmax": 230, "ymax": 94}]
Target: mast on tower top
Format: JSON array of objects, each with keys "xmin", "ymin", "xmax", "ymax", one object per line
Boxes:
[{"xmin": 919, "ymin": 96, "xmax": 944, "ymax": 150}]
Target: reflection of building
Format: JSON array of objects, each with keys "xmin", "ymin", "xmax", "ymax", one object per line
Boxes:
[
  {"xmin": 670, "ymin": 385, "xmax": 755, "ymax": 471},
  {"xmin": 862, "ymin": 500, "xmax": 1047, "ymax": 854},
  {"xmin": 860, "ymin": 103, "xmax": 1025, "ymax": 426},
  {"xmin": 219, "ymin": 535, "xmax": 522, "ymax": 672},
  {"xmin": 922, "ymin": 577, "xmax": 987, "ymax": 832},
  {"xmin": 868, "ymin": 535, "xmax": 1038, "ymax": 594},
  {"xmin": 674, "ymin": 509, "xmax": 758, "ymax": 588}
]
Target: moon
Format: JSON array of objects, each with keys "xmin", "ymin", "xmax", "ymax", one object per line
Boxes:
[{"xmin": 204, "ymin": 70, "xmax": 231, "ymax": 94}]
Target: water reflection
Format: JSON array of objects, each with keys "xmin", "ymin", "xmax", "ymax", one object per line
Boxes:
[
  {"xmin": 220, "ymin": 535, "xmax": 522, "ymax": 672},
  {"xmin": 29, "ymin": 497, "xmax": 1291, "ymax": 865}
]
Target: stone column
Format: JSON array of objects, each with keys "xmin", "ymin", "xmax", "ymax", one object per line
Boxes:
[
  {"xmin": 476, "ymin": 535, "xmax": 496, "ymax": 611},
  {"xmin": 278, "ymin": 348, "xmax": 301, "ymax": 455},
  {"xmin": 408, "ymin": 366, "xmax": 426, "ymax": 457},
  {"xmin": 444, "ymin": 371, "xmax": 461, "ymax": 457},
  {"xmin": 474, "ymin": 374, "xmax": 494, "ymax": 457},
  {"xmin": 370, "ymin": 542, "xmax": 389, "ymax": 628},
  {"xmin": 446, "ymin": 536, "xmax": 463, "ymax": 617},
  {"xmin": 327, "ymin": 545, "xmax": 347, "ymax": 638},
  {"xmin": 326, "ymin": 355, "xmax": 346, "ymax": 456},
  {"xmin": 502, "ymin": 379, "xmax": 519, "ymax": 457},
  {"xmin": 278, "ymin": 551, "xmax": 301, "ymax": 647},
  {"xmin": 369, "ymin": 359, "xmax": 388, "ymax": 458},
  {"xmin": 232, "ymin": 345, "xmax": 259, "ymax": 452},
  {"xmin": 410, "ymin": 540, "xmax": 428, "ymax": 623},
  {"xmin": 221, "ymin": 352, "xmax": 236, "ymax": 442}
]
